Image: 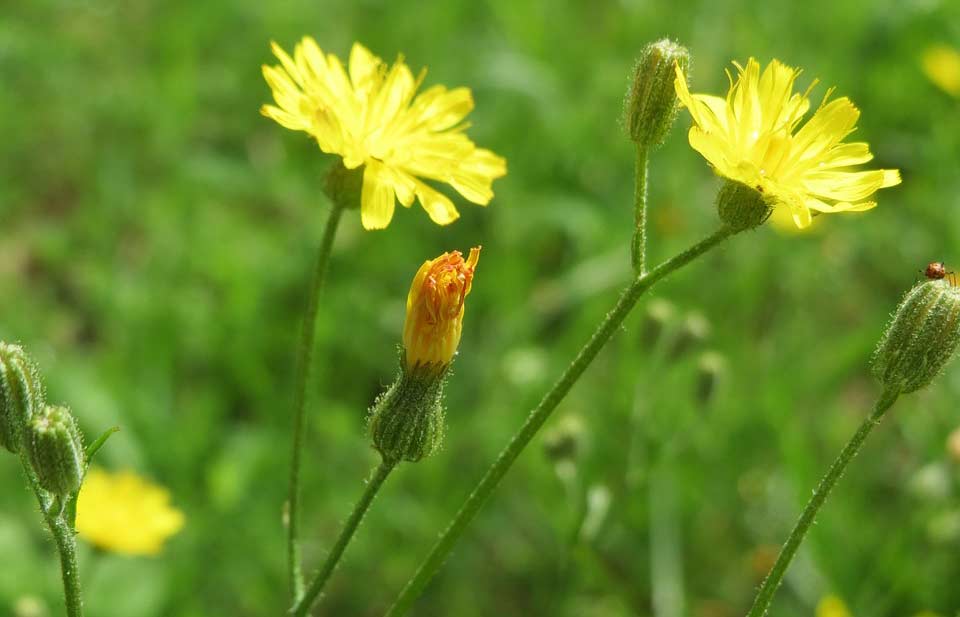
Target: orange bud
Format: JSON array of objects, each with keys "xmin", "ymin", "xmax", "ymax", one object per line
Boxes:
[{"xmin": 403, "ymin": 247, "xmax": 480, "ymax": 369}]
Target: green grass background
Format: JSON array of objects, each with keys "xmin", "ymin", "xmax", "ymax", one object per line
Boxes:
[{"xmin": 2, "ymin": 0, "xmax": 960, "ymax": 615}]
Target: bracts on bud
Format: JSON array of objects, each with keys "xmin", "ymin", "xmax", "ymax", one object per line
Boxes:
[
  {"xmin": 370, "ymin": 361, "xmax": 447, "ymax": 463},
  {"xmin": 716, "ymin": 180, "xmax": 773, "ymax": 232},
  {"xmin": 0, "ymin": 343, "xmax": 45, "ymax": 454},
  {"xmin": 872, "ymin": 279, "xmax": 960, "ymax": 394},
  {"xmin": 624, "ymin": 39, "xmax": 691, "ymax": 148},
  {"xmin": 27, "ymin": 405, "xmax": 85, "ymax": 497}
]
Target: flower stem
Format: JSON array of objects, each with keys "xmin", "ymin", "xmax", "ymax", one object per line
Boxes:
[
  {"xmin": 19, "ymin": 454, "xmax": 83, "ymax": 617},
  {"xmin": 745, "ymin": 388, "xmax": 900, "ymax": 617},
  {"xmin": 384, "ymin": 226, "xmax": 735, "ymax": 617},
  {"xmin": 287, "ymin": 201, "xmax": 345, "ymax": 602},
  {"xmin": 291, "ymin": 459, "xmax": 397, "ymax": 617},
  {"xmin": 630, "ymin": 145, "xmax": 650, "ymax": 275}
]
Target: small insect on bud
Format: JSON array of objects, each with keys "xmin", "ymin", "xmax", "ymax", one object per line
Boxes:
[
  {"xmin": 370, "ymin": 248, "xmax": 480, "ymax": 463},
  {"xmin": 667, "ymin": 312, "xmax": 710, "ymax": 361},
  {"xmin": 0, "ymin": 343, "xmax": 45, "ymax": 454},
  {"xmin": 27, "ymin": 405, "xmax": 85, "ymax": 497},
  {"xmin": 716, "ymin": 180, "xmax": 773, "ymax": 232},
  {"xmin": 872, "ymin": 279, "xmax": 960, "ymax": 394},
  {"xmin": 624, "ymin": 39, "xmax": 691, "ymax": 148},
  {"xmin": 640, "ymin": 299, "xmax": 676, "ymax": 348},
  {"xmin": 694, "ymin": 351, "xmax": 726, "ymax": 407}
]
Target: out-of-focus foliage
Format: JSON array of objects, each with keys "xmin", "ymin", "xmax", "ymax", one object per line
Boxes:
[{"xmin": 1, "ymin": 0, "xmax": 959, "ymax": 616}]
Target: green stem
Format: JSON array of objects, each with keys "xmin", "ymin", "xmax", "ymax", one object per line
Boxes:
[
  {"xmin": 50, "ymin": 517, "xmax": 83, "ymax": 617},
  {"xmin": 630, "ymin": 145, "xmax": 650, "ymax": 275},
  {"xmin": 287, "ymin": 201, "xmax": 345, "ymax": 602},
  {"xmin": 384, "ymin": 225, "xmax": 735, "ymax": 617},
  {"xmin": 19, "ymin": 454, "xmax": 83, "ymax": 617},
  {"xmin": 291, "ymin": 459, "xmax": 397, "ymax": 617},
  {"xmin": 745, "ymin": 388, "xmax": 900, "ymax": 617}
]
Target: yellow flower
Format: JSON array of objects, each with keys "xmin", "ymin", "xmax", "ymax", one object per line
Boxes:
[
  {"xmin": 922, "ymin": 45, "xmax": 960, "ymax": 98},
  {"xmin": 403, "ymin": 247, "xmax": 480, "ymax": 369},
  {"xmin": 76, "ymin": 468, "xmax": 185, "ymax": 556},
  {"xmin": 815, "ymin": 595, "xmax": 852, "ymax": 617},
  {"xmin": 261, "ymin": 39, "xmax": 507, "ymax": 230},
  {"xmin": 675, "ymin": 59, "xmax": 900, "ymax": 228}
]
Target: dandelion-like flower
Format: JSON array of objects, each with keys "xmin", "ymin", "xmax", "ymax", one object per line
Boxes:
[
  {"xmin": 76, "ymin": 468, "xmax": 185, "ymax": 556},
  {"xmin": 261, "ymin": 39, "xmax": 507, "ymax": 230},
  {"xmin": 403, "ymin": 247, "xmax": 480, "ymax": 369},
  {"xmin": 675, "ymin": 59, "xmax": 900, "ymax": 228}
]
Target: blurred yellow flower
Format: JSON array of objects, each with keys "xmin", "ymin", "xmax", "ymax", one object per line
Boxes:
[
  {"xmin": 922, "ymin": 45, "xmax": 960, "ymax": 98},
  {"xmin": 675, "ymin": 59, "xmax": 900, "ymax": 229},
  {"xmin": 815, "ymin": 595, "xmax": 851, "ymax": 617},
  {"xmin": 76, "ymin": 468, "xmax": 185, "ymax": 556},
  {"xmin": 261, "ymin": 38, "xmax": 507, "ymax": 230},
  {"xmin": 403, "ymin": 247, "xmax": 480, "ymax": 368}
]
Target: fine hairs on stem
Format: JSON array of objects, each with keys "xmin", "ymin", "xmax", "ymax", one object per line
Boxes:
[{"xmin": 385, "ymin": 225, "xmax": 735, "ymax": 617}]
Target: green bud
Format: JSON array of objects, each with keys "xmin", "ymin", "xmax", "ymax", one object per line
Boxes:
[
  {"xmin": 624, "ymin": 39, "xmax": 691, "ymax": 148},
  {"xmin": 0, "ymin": 343, "xmax": 45, "ymax": 454},
  {"xmin": 640, "ymin": 299, "xmax": 676, "ymax": 348},
  {"xmin": 667, "ymin": 312, "xmax": 710, "ymax": 361},
  {"xmin": 324, "ymin": 160, "xmax": 363, "ymax": 210},
  {"xmin": 695, "ymin": 350, "xmax": 725, "ymax": 407},
  {"xmin": 369, "ymin": 363, "xmax": 447, "ymax": 463},
  {"xmin": 543, "ymin": 414, "xmax": 585, "ymax": 464},
  {"xmin": 716, "ymin": 180, "xmax": 772, "ymax": 232},
  {"xmin": 872, "ymin": 279, "xmax": 960, "ymax": 394},
  {"xmin": 27, "ymin": 405, "xmax": 85, "ymax": 497}
]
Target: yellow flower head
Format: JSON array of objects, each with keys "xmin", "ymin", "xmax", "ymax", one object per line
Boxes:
[
  {"xmin": 403, "ymin": 247, "xmax": 480, "ymax": 369},
  {"xmin": 922, "ymin": 44, "xmax": 960, "ymax": 98},
  {"xmin": 675, "ymin": 59, "xmax": 900, "ymax": 228},
  {"xmin": 76, "ymin": 468, "xmax": 185, "ymax": 556},
  {"xmin": 261, "ymin": 39, "xmax": 507, "ymax": 230}
]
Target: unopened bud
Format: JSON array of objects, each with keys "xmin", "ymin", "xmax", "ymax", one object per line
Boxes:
[
  {"xmin": 872, "ymin": 279, "xmax": 960, "ymax": 393},
  {"xmin": 667, "ymin": 312, "xmax": 710, "ymax": 360},
  {"xmin": 0, "ymin": 343, "xmax": 44, "ymax": 454},
  {"xmin": 640, "ymin": 299, "xmax": 675, "ymax": 348},
  {"xmin": 695, "ymin": 351, "xmax": 725, "ymax": 406},
  {"xmin": 716, "ymin": 180, "xmax": 772, "ymax": 232},
  {"xmin": 624, "ymin": 39, "xmax": 691, "ymax": 148},
  {"xmin": 27, "ymin": 405, "xmax": 85, "ymax": 496},
  {"xmin": 543, "ymin": 415, "xmax": 585, "ymax": 464}
]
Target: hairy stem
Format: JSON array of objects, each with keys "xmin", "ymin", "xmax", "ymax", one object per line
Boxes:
[
  {"xmin": 287, "ymin": 202, "xmax": 345, "ymax": 602},
  {"xmin": 745, "ymin": 388, "xmax": 900, "ymax": 617},
  {"xmin": 291, "ymin": 459, "xmax": 397, "ymax": 617},
  {"xmin": 384, "ymin": 226, "xmax": 735, "ymax": 617},
  {"xmin": 630, "ymin": 145, "xmax": 650, "ymax": 275}
]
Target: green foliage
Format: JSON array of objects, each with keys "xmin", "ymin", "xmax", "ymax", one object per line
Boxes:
[{"xmin": 2, "ymin": 0, "xmax": 960, "ymax": 616}]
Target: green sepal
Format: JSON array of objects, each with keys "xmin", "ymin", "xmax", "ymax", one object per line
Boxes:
[
  {"xmin": 369, "ymin": 359, "xmax": 448, "ymax": 464},
  {"xmin": 716, "ymin": 180, "xmax": 772, "ymax": 232},
  {"xmin": 27, "ymin": 405, "xmax": 86, "ymax": 497},
  {"xmin": 0, "ymin": 343, "xmax": 45, "ymax": 454},
  {"xmin": 872, "ymin": 279, "xmax": 960, "ymax": 394}
]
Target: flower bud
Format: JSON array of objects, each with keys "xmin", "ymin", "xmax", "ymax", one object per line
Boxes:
[
  {"xmin": 371, "ymin": 247, "xmax": 481, "ymax": 463},
  {"xmin": 403, "ymin": 247, "xmax": 480, "ymax": 370},
  {"xmin": 624, "ymin": 39, "xmax": 691, "ymax": 148},
  {"xmin": 27, "ymin": 405, "xmax": 85, "ymax": 497},
  {"xmin": 695, "ymin": 350, "xmax": 725, "ymax": 407},
  {"xmin": 872, "ymin": 279, "xmax": 960, "ymax": 394},
  {"xmin": 0, "ymin": 343, "xmax": 45, "ymax": 454},
  {"xmin": 667, "ymin": 311, "xmax": 710, "ymax": 361},
  {"xmin": 543, "ymin": 414, "xmax": 585, "ymax": 465},
  {"xmin": 640, "ymin": 299, "xmax": 676, "ymax": 348},
  {"xmin": 716, "ymin": 180, "xmax": 772, "ymax": 232}
]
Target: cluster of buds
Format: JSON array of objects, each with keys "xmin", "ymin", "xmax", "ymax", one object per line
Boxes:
[
  {"xmin": 1, "ymin": 343, "xmax": 86, "ymax": 497},
  {"xmin": 369, "ymin": 248, "xmax": 480, "ymax": 463}
]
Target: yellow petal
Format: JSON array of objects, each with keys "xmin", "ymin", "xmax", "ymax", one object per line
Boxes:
[
  {"xmin": 449, "ymin": 149, "xmax": 507, "ymax": 205},
  {"xmin": 411, "ymin": 86, "xmax": 475, "ymax": 131},
  {"xmin": 802, "ymin": 169, "xmax": 889, "ymax": 201},
  {"xmin": 414, "ymin": 180, "xmax": 460, "ymax": 225},
  {"xmin": 349, "ymin": 42, "xmax": 381, "ymax": 93},
  {"xmin": 360, "ymin": 161, "xmax": 396, "ymax": 230}
]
